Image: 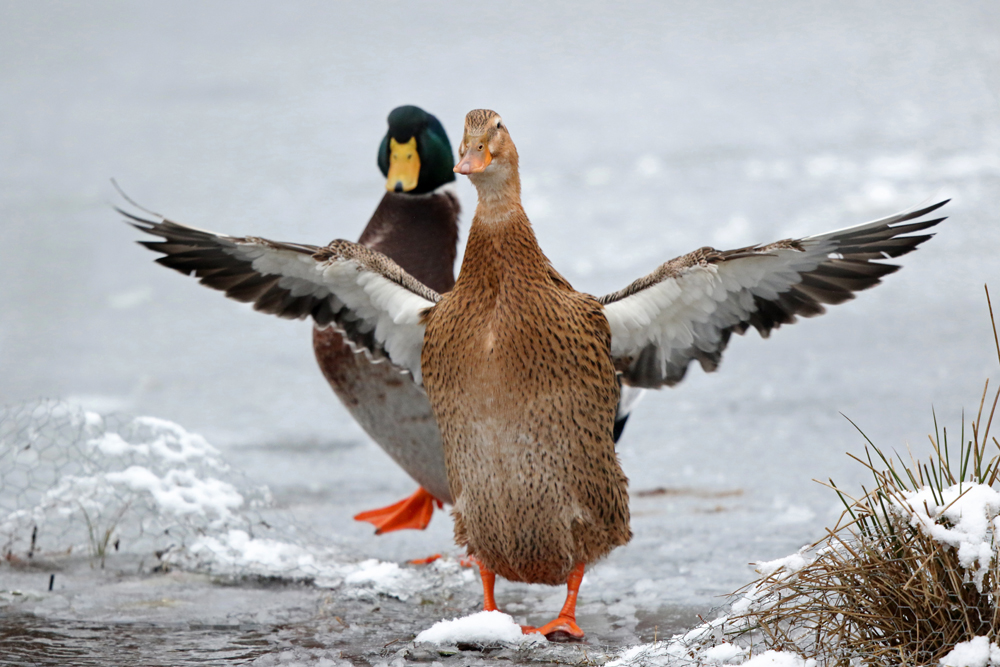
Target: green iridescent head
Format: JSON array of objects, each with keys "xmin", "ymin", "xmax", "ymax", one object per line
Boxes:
[{"xmin": 378, "ymin": 105, "xmax": 456, "ymax": 195}]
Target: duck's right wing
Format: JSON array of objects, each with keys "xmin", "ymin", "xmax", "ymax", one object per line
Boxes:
[
  {"xmin": 124, "ymin": 209, "xmax": 439, "ymax": 383},
  {"xmin": 598, "ymin": 200, "xmax": 948, "ymax": 389}
]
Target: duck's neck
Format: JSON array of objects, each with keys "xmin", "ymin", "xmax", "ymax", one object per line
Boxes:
[
  {"xmin": 458, "ymin": 185, "xmax": 551, "ymax": 295},
  {"xmin": 470, "ymin": 167, "xmax": 522, "ymax": 226}
]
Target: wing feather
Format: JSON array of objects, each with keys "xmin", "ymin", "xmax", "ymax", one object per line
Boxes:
[
  {"xmin": 601, "ymin": 200, "xmax": 948, "ymax": 388},
  {"xmin": 125, "ymin": 209, "xmax": 439, "ymax": 382}
]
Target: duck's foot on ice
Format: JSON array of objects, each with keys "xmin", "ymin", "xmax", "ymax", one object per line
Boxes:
[
  {"xmin": 408, "ymin": 553, "xmax": 443, "ymax": 565},
  {"xmin": 521, "ymin": 618, "xmax": 586, "ymax": 642},
  {"xmin": 520, "ymin": 562, "xmax": 587, "ymax": 642}
]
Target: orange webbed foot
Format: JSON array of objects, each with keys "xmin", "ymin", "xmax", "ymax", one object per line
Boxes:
[
  {"xmin": 408, "ymin": 553, "xmax": 443, "ymax": 565},
  {"xmin": 521, "ymin": 562, "xmax": 588, "ymax": 642},
  {"xmin": 410, "ymin": 554, "xmax": 478, "ymax": 567},
  {"xmin": 478, "ymin": 563, "xmax": 498, "ymax": 612},
  {"xmin": 353, "ymin": 487, "xmax": 443, "ymax": 534},
  {"xmin": 521, "ymin": 618, "xmax": 586, "ymax": 642}
]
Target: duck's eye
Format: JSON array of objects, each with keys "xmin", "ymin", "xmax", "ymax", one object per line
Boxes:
[
  {"xmin": 478, "ymin": 143, "xmax": 484, "ymax": 151},
  {"xmin": 496, "ymin": 120, "xmax": 502, "ymax": 129}
]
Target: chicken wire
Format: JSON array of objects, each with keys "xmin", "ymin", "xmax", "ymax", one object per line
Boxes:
[
  {"xmin": 0, "ymin": 400, "xmax": 473, "ymax": 603},
  {"xmin": 1, "ymin": 400, "xmax": 300, "ymax": 573}
]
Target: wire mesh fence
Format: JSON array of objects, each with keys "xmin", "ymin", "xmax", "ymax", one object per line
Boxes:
[
  {"xmin": 0, "ymin": 399, "xmax": 472, "ymax": 603},
  {"xmin": 1, "ymin": 399, "xmax": 305, "ymax": 573}
]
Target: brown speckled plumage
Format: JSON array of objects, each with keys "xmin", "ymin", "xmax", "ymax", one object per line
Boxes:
[{"xmin": 421, "ymin": 109, "xmax": 631, "ymax": 586}]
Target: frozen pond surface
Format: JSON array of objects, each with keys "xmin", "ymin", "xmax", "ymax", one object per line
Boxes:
[{"xmin": 2, "ymin": 2, "xmax": 999, "ymax": 665}]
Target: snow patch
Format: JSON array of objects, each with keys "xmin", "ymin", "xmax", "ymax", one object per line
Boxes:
[
  {"xmin": 895, "ymin": 483, "xmax": 1000, "ymax": 591},
  {"xmin": 755, "ymin": 549, "xmax": 813, "ymax": 579},
  {"xmin": 1, "ymin": 402, "xmax": 466, "ymax": 603},
  {"xmin": 940, "ymin": 636, "xmax": 1000, "ymax": 667},
  {"xmin": 343, "ymin": 559, "xmax": 423, "ymax": 598},
  {"xmin": 106, "ymin": 466, "xmax": 243, "ymax": 521},
  {"xmin": 703, "ymin": 642, "xmax": 747, "ymax": 663},
  {"xmin": 88, "ymin": 432, "xmax": 147, "ymax": 457},
  {"xmin": 742, "ymin": 651, "xmax": 816, "ymax": 666},
  {"xmin": 171, "ymin": 531, "xmax": 465, "ymax": 601},
  {"xmin": 134, "ymin": 416, "xmax": 225, "ymax": 466},
  {"xmin": 415, "ymin": 610, "xmax": 544, "ymax": 646}
]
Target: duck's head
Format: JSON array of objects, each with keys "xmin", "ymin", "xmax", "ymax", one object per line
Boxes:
[
  {"xmin": 378, "ymin": 105, "xmax": 456, "ymax": 195},
  {"xmin": 454, "ymin": 109, "xmax": 519, "ymax": 194}
]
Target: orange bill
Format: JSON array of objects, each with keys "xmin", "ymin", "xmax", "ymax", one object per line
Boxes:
[{"xmin": 454, "ymin": 138, "xmax": 491, "ymax": 174}]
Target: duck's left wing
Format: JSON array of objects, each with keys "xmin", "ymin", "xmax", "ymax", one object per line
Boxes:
[
  {"xmin": 598, "ymin": 200, "xmax": 948, "ymax": 389},
  {"xmin": 124, "ymin": 210, "xmax": 439, "ymax": 383}
]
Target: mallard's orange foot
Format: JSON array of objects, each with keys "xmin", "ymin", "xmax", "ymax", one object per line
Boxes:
[
  {"xmin": 521, "ymin": 562, "xmax": 587, "ymax": 642},
  {"xmin": 353, "ymin": 487, "xmax": 442, "ymax": 534},
  {"xmin": 411, "ymin": 554, "xmax": 478, "ymax": 567},
  {"xmin": 521, "ymin": 619, "xmax": 586, "ymax": 642},
  {"xmin": 408, "ymin": 553, "xmax": 443, "ymax": 565}
]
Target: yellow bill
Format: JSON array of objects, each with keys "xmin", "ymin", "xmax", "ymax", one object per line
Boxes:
[{"xmin": 386, "ymin": 137, "xmax": 420, "ymax": 192}]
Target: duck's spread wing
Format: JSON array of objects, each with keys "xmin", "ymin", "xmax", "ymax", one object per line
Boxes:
[
  {"xmin": 125, "ymin": 210, "xmax": 439, "ymax": 383},
  {"xmin": 598, "ymin": 200, "xmax": 948, "ymax": 389}
]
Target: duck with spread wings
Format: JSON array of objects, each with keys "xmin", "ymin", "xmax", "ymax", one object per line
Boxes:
[
  {"xmin": 125, "ymin": 108, "xmax": 947, "ymax": 640},
  {"xmin": 127, "ymin": 104, "xmax": 641, "ymax": 538},
  {"xmin": 132, "ymin": 105, "xmax": 459, "ymax": 534}
]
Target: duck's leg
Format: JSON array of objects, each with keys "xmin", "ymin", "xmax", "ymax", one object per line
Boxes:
[
  {"xmin": 478, "ymin": 561, "xmax": 498, "ymax": 611},
  {"xmin": 353, "ymin": 487, "xmax": 442, "ymax": 534},
  {"xmin": 522, "ymin": 563, "xmax": 586, "ymax": 641}
]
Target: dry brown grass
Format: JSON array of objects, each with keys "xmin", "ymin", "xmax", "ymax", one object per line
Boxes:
[{"xmin": 734, "ymin": 287, "xmax": 1000, "ymax": 666}]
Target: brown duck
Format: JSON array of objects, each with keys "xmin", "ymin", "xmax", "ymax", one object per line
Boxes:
[
  {"xmin": 121, "ymin": 108, "xmax": 947, "ymax": 640},
  {"xmin": 420, "ymin": 109, "xmax": 631, "ymax": 637}
]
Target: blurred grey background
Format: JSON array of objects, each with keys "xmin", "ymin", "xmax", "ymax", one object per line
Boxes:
[{"xmin": 1, "ymin": 1, "xmax": 999, "ymax": 607}]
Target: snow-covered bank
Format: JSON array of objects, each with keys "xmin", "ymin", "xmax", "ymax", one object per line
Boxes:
[
  {"xmin": 606, "ymin": 440, "xmax": 1000, "ymax": 665},
  {"xmin": 6, "ymin": 396, "xmax": 1000, "ymax": 666},
  {"xmin": 0, "ymin": 401, "xmax": 473, "ymax": 602}
]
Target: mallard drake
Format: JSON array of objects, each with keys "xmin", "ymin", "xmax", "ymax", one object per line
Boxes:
[
  {"xmin": 123, "ymin": 108, "xmax": 947, "ymax": 640},
  {"xmin": 129, "ymin": 105, "xmax": 461, "ymax": 533},
  {"xmin": 316, "ymin": 106, "xmax": 459, "ymax": 533}
]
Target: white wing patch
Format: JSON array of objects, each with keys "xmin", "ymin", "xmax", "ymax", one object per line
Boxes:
[
  {"xmin": 320, "ymin": 260, "xmax": 433, "ymax": 383},
  {"xmin": 606, "ymin": 252, "xmax": 818, "ymax": 362}
]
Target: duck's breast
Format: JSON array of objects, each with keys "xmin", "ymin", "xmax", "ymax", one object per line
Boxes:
[{"xmin": 421, "ymin": 282, "xmax": 631, "ymax": 584}]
